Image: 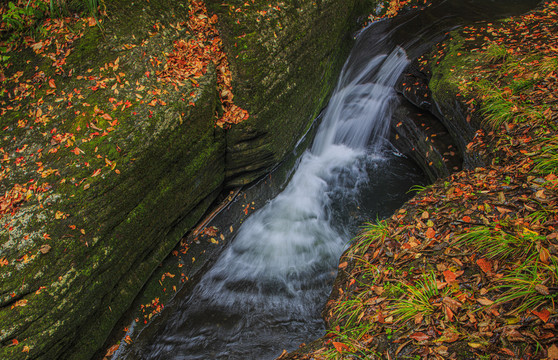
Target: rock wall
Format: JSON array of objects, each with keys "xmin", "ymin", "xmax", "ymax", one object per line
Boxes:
[
  {"xmin": 0, "ymin": 0, "xmax": 369, "ymax": 359},
  {"xmin": 208, "ymin": 0, "xmax": 365, "ymax": 187}
]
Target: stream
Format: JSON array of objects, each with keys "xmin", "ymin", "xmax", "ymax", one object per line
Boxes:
[
  {"xmin": 123, "ymin": 1, "xmax": 541, "ymax": 359},
  {"xmin": 142, "ymin": 48, "xmax": 417, "ymax": 360}
]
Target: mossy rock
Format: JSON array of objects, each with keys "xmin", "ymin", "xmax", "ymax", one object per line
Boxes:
[
  {"xmin": 210, "ymin": 0, "xmax": 370, "ymax": 186},
  {"xmin": 0, "ymin": 0, "xmax": 373, "ymax": 359},
  {"xmin": 0, "ymin": 0, "xmax": 225, "ymax": 359}
]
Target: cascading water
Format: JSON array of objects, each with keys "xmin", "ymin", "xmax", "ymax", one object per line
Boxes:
[{"xmin": 139, "ymin": 47, "xmax": 412, "ymax": 359}]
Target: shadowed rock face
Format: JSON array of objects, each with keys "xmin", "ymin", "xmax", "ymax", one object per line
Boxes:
[{"xmin": 0, "ymin": 0, "xmax": 366, "ymax": 359}]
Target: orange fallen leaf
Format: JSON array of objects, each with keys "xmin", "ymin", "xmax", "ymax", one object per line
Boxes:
[
  {"xmin": 500, "ymin": 348, "xmax": 515, "ymax": 357},
  {"xmin": 338, "ymin": 261, "xmax": 348, "ymax": 269},
  {"xmin": 532, "ymin": 308, "xmax": 550, "ymax": 323},
  {"xmin": 410, "ymin": 332, "xmax": 429, "ymax": 341},
  {"xmin": 476, "ymin": 297, "xmax": 494, "ymax": 306},
  {"xmin": 332, "ymin": 342, "xmax": 349, "ymax": 353},
  {"xmin": 540, "ymin": 246, "xmax": 551, "ymax": 264},
  {"xmin": 476, "ymin": 258, "xmax": 492, "ymax": 273},
  {"xmin": 443, "ymin": 270, "xmax": 457, "ymax": 283},
  {"xmin": 425, "ymin": 227, "xmax": 436, "ymax": 239},
  {"xmin": 48, "ymin": 79, "xmax": 56, "ymax": 88},
  {"xmin": 105, "ymin": 344, "xmax": 119, "ymax": 356}
]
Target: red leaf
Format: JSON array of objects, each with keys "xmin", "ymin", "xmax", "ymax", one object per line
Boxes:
[
  {"xmin": 476, "ymin": 258, "xmax": 492, "ymax": 274},
  {"xmin": 443, "ymin": 270, "xmax": 457, "ymax": 283},
  {"xmin": 332, "ymin": 342, "xmax": 349, "ymax": 353},
  {"xmin": 462, "ymin": 216, "xmax": 471, "ymax": 222},
  {"xmin": 48, "ymin": 79, "xmax": 56, "ymax": 88},
  {"xmin": 425, "ymin": 227, "xmax": 436, "ymax": 239},
  {"xmin": 532, "ymin": 308, "xmax": 550, "ymax": 323},
  {"xmin": 410, "ymin": 332, "xmax": 429, "ymax": 341},
  {"xmin": 445, "ymin": 305, "xmax": 455, "ymax": 321}
]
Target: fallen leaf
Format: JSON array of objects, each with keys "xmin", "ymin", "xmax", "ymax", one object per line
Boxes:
[
  {"xmin": 439, "ymin": 328, "xmax": 459, "ymax": 343},
  {"xmin": 12, "ymin": 299, "xmax": 28, "ymax": 308},
  {"xmin": 409, "ymin": 332, "xmax": 429, "ymax": 341},
  {"xmin": 535, "ymin": 284, "xmax": 550, "ymax": 295},
  {"xmin": 443, "ymin": 296, "xmax": 462, "ymax": 311},
  {"xmin": 532, "ymin": 308, "xmax": 550, "ymax": 323},
  {"xmin": 548, "ymin": 344, "xmax": 558, "ymax": 359},
  {"xmin": 476, "ymin": 258, "xmax": 492, "ymax": 273},
  {"xmin": 540, "ymin": 247, "xmax": 551, "ymax": 264},
  {"xmin": 105, "ymin": 344, "xmax": 119, "ymax": 356},
  {"xmin": 426, "ymin": 227, "xmax": 436, "ymax": 239},
  {"xmin": 39, "ymin": 244, "xmax": 51, "ymax": 254},
  {"xmin": 476, "ymin": 297, "xmax": 494, "ymax": 306},
  {"xmin": 332, "ymin": 342, "xmax": 349, "ymax": 353},
  {"xmin": 443, "ymin": 270, "xmax": 457, "ymax": 283}
]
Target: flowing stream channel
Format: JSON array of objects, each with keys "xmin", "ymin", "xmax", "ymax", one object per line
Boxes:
[
  {"xmin": 142, "ymin": 44, "xmax": 418, "ymax": 360},
  {"xmin": 123, "ymin": 1, "xmax": 541, "ymax": 359}
]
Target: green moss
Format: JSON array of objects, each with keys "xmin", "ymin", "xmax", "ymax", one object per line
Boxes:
[{"xmin": 429, "ymin": 33, "xmax": 469, "ymax": 103}]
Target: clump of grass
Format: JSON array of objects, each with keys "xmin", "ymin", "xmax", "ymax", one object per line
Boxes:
[
  {"xmin": 470, "ymin": 79, "xmax": 520, "ymax": 129},
  {"xmin": 1, "ymin": 0, "xmax": 100, "ymax": 40},
  {"xmin": 389, "ymin": 271, "xmax": 448, "ymax": 323},
  {"xmin": 457, "ymin": 225, "xmax": 543, "ymax": 260},
  {"xmin": 482, "ymin": 43, "xmax": 509, "ymax": 64},
  {"xmin": 510, "ymin": 77, "xmax": 537, "ymax": 95},
  {"xmin": 1, "ymin": 0, "xmax": 47, "ymax": 35},
  {"xmin": 325, "ymin": 290, "xmax": 380, "ymax": 359},
  {"xmin": 534, "ymin": 142, "xmax": 558, "ymax": 175},
  {"xmin": 482, "ymin": 94, "xmax": 522, "ymax": 129},
  {"xmin": 494, "ymin": 256, "xmax": 558, "ymax": 313},
  {"xmin": 538, "ymin": 56, "xmax": 558, "ymax": 74},
  {"xmin": 408, "ymin": 184, "xmax": 429, "ymax": 195},
  {"xmin": 349, "ymin": 220, "xmax": 390, "ymax": 257}
]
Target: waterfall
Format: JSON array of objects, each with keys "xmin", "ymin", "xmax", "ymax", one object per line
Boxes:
[{"xmin": 143, "ymin": 46, "xmax": 410, "ymax": 359}]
